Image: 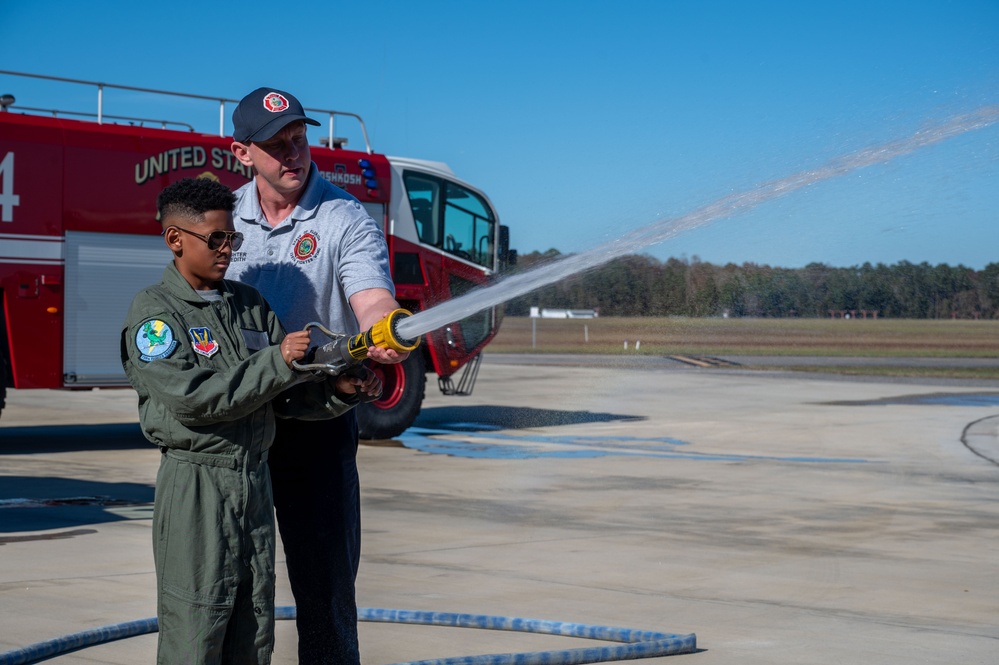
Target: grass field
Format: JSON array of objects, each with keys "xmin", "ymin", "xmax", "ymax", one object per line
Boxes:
[{"xmin": 488, "ymin": 316, "xmax": 999, "ymax": 379}]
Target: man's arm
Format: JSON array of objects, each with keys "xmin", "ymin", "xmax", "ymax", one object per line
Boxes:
[{"xmin": 349, "ymin": 287, "xmax": 410, "ymax": 365}]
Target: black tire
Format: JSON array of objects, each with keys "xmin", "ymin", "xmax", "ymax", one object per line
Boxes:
[
  {"xmin": 0, "ymin": 352, "xmax": 7, "ymax": 420},
  {"xmin": 357, "ymin": 352, "xmax": 426, "ymax": 440}
]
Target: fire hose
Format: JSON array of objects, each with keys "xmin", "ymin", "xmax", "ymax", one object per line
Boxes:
[{"xmin": 0, "ymin": 607, "xmax": 697, "ymax": 664}]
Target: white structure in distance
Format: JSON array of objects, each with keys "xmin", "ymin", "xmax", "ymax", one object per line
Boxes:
[{"xmin": 529, "ymin": 307, "xmax": 599, "ymax": 319}]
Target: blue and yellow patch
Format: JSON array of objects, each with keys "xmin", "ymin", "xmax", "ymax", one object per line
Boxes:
[{"xmin": 135, "ymin": 319, "xmax": 177, "ymax": 361}]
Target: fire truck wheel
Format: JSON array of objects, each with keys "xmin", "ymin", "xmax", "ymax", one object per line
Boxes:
[
  {"xmin": 357, "ymin": 352, "xmax": 426, "ymax": 440},
  {"xmin": 0, "ymin": 352, "xmax": 7, "ymax": 418}
]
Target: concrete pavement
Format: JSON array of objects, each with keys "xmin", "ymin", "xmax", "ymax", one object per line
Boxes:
[{"xmin": 2, "ymin": 358, "xmax": 998, "ymax": 664}]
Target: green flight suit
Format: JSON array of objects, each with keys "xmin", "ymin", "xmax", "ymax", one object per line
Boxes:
[{"xmin": 121, "ymin": 262, "xmax": 355, "ymax": 665}]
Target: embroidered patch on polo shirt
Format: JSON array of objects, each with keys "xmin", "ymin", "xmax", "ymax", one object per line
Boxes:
[
  {"xmin": 135, "ymin": 319, "xmax": 178, "ymax": 362},
  {"xmin": 292, "ymin": 231, "xmax": 321, "ymax": 263}
]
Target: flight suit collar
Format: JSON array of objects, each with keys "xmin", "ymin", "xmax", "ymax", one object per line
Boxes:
[{"xmin": 161, "ymin": 261, "xmax": 233, "ymax": 304}]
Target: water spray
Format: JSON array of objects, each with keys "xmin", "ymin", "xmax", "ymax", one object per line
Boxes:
[
  {"xmin": 285, "ymin": 107, "xmax": 998, "ymax": 363},
  {"xmin": 394, "ymin": 105, "xmax": 999, "ymax": 342}
]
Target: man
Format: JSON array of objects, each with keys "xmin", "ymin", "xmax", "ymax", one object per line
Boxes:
[{"xmin": 227, "ymin": 88, "xmax": 408, "ymax": 665}]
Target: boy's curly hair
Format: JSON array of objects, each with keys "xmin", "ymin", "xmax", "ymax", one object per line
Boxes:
[{"xmin": 157, "ymin": 177, "xmax": 235, "ymax": 224}]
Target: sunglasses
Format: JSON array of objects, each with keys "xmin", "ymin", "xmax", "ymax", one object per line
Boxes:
[{"xmin": 170, "ymin": 226, "xmax": 244, "ymax": 251}]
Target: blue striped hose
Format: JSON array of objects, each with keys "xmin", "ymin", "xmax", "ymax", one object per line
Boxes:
[
  {"xmin": 0, "ymin": 607, "xmax": 696, "ymax": 665},
  {"xmin": 356, "ymin": 609, "xmax": 697, "ymax": 665},
  {"xmin": 0, "ymin": 617, "xmax": 158, "ymax": 665}
]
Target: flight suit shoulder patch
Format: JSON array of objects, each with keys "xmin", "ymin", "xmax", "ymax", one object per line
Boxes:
[{"xmin": 135, "ymin": 319, "xmax": 178, "ymax": 362}]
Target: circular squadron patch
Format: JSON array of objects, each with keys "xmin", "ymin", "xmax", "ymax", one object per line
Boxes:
[{"xmin": 135, "ymin": 319, "xmax": 178, "ymax": 362}]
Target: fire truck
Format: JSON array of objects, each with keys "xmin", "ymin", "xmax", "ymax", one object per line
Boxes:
[{"xmin": 0, "ymin": 71, "xmax": 514, "ymax": 438}]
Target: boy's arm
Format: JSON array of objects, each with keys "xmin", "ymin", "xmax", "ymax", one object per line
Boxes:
[
  {"xmin": 123, "ymin": 308, "xmax": 302, "ymax": 426},
  {"xmin": 262, "ymin": 304, "xmax": 363, "ymax": 420}
]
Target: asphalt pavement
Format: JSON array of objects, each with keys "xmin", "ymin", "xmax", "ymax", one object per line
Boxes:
[{"xmin": 2, "ymin": 357, "xmax": 998, "ymax": 664}]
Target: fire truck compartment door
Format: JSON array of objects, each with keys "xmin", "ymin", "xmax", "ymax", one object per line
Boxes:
[{"xmin": 64, "ymin": 231, "xmax": 171, "ymax": 386}]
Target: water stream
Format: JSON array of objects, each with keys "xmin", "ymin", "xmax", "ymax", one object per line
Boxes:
[{"xmin": 396, "ymin": 106, "xmax": 999, "ymax": 341}]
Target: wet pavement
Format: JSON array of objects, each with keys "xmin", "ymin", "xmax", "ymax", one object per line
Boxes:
[{"xmin": 2, "ymin": 358, "xmax": 998, "ymax": 664}]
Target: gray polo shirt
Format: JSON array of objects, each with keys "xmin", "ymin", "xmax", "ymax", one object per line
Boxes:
[{"xmin": 228, "ymin": 162, "xmax": 395, "ymax": 337}]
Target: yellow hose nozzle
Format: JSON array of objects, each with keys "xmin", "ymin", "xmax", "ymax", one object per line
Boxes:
[
  {"xmin": 345, "ymin": 309, "xmax": 421, "ymax": 361},
  {"xmin": 293, "ymin": 310, "xmax": 421, "ymax": 376}
]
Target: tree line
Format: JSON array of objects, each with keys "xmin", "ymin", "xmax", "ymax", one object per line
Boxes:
[{"xmin": 503, "ymin": 250, "xmax": 999, "ymax": 319}]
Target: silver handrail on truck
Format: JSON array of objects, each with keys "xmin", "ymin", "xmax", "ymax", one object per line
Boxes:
[{"xmin": 0, "ymin": 69, "xmax": 373, "ymax": 153}]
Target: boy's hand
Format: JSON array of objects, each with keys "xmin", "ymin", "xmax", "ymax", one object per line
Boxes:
[
  {"xmin": 281, "ymin": 331, "xmax": 312, "ymax": 367},
  {"xmin": 336, "ymin": 366, "xmax": 382, "ymax": 401}
]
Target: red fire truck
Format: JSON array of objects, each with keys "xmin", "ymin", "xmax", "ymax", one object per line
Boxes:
[{"xmin": 0, "ymin": 71, "xmax": 514, "ymax": 438}]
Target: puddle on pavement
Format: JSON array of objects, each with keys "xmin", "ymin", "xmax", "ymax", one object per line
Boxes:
[
  {"xmin": 0, "ymin": 496, "xmax": 139, "ymax": 509},
  {"xmin": 397, "ymin": 426, "xmax": 870, "ymax": 464},
  {"xmin": 823, "ymin": 392, "xmax": 999, "ymax": 407}
]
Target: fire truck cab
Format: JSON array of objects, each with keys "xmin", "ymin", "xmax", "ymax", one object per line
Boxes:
[{"xmin": 0, "ymin": 71, "xmax": 514, "ymax": 438}]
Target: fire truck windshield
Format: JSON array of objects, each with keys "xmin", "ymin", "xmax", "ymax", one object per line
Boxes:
[{"xmin": 404, "ymin": 172, "xmax": 495, "ymax": 270}]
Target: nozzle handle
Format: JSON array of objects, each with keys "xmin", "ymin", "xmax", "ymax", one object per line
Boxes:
[{"xmin": 344, "ymin": 365, "xmax": 382, "ymax": 403}]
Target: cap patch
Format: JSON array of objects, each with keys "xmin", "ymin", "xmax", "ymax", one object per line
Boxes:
[
  {"xmin": 136, "ymin": 320, "xmax": 178, "ymax": 362},
  {"xmin": 263, "ymin": 92, "xmax": 290, "ymax": 113},
  {"xmin": 189, "ymin": 327, "xmax": 220, "ymax": 358}
]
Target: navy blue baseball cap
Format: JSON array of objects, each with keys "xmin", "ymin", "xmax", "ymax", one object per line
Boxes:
[{"xmin": 232, "ymin": 88, "xmax": 320, "ymax": 142}]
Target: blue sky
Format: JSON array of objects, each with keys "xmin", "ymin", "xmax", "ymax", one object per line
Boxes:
[{"xmin": 2, "ymin": 0, "xmax": 997, "ymax": 269}]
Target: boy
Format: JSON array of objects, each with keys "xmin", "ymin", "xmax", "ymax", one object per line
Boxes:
[{"xmin": 120, "ymin": 177, "xmax": 378, "ymax": 665}]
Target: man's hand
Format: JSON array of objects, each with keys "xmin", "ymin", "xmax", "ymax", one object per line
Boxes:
[
  {"xmin": 280, "ymin": 331, "xmax": 312, "ymax": 367},
  {"xmin": 366, "ymin": 345, "xmax": 409, "ymax": 365},
  {"xmin": 350, "ymin": 288, "xmax": 411, "ymax": 365}
]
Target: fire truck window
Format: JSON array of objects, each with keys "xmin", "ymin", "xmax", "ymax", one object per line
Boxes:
[
  {"xmin": 443, "ymin": 182, "xmax": 494, "ymax": 268},
  {"xmin": 410, "ymin": 198, "xmax": 435, "ymax": 244},
  {"xmin": 404, "ymin": 174, "xmax": 440, "ymax": 246}
]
